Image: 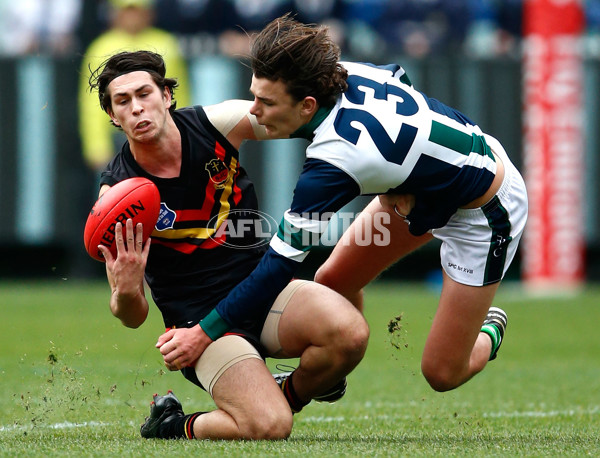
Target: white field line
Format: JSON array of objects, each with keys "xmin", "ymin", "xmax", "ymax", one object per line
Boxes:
[
  {"xmin": 1, "ymin": 406, "xmax": 598, "ymax": 432},
  {"xmin": 301, "ymin": 406, "xmax": 600, "ymax": 423},
  {"xmin": 0, "ymin": 420, "xmax": 134, "ymax": 433},
  {"xmin": 482, "ymin": 406, "xmax": 600, "ymax": 418}
]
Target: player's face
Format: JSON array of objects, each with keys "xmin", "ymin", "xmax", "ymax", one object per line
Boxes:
[
  {"xmin": 107, "ymin": 71, "xmax": 172, "ymax": 144},
  {"xmin": 249, "ymin": 76, "xmax": 312, "ymax": 138}
]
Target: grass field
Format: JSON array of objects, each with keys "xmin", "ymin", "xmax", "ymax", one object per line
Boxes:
[{"xmin": 0, "ymin": 279, "xmax": 599, "ymax": 456}]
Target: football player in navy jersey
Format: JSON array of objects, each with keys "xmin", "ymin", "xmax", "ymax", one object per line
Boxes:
[
  {"xmin": 196, "ymin": 14, "xmax": 527, "ymax": 393},
  {"xmin": 88, "ymin": 50, "xmax": 369, "ymax": 440}
]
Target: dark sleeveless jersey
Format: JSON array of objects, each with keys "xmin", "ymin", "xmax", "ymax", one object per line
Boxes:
[{"xmin": 100, "ymin": 106, "xmax": 267, "ymax": 329}]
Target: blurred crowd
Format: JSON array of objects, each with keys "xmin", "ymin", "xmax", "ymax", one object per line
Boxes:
[
  {"xmin": 3, "ymin": 0, "xmax": 600, "ymax": 60},
  {"xmin": 0, "ymin": 0, "xmax": 574, "ymax": 60},
  {"xmin": 3, "ymin": 0, "xmax": 600, "ymax": 173}
]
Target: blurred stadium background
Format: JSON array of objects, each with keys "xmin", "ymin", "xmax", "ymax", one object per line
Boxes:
[{"xmin": 0, "ymin": 0, "xmax": 598, "ymax": 289}]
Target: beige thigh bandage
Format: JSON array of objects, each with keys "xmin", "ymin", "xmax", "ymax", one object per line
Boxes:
[
  {"xmin": 194, "ymin": 334, "xmax": 262, "ymax": 397},
  {"xmin": 260, "ymin": 279, "xmax": 310, "ymax": 357}
]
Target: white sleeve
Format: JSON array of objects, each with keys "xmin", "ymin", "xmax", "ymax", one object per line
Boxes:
[{"xmin": 204, "ymin": 99, "xmax": 268, "ymax": 139}]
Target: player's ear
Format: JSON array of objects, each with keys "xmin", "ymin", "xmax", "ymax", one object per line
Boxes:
[
  {"xmin": 301, "ymin": 96, "xmax": 318, "ymax": 117},
  {"xmin": 107, "ymin": 107, "xmax": 121, "ymax": 127},
  {"xmin": 163, "ymin": 86, "xmax": 172, "ymax": 109}
]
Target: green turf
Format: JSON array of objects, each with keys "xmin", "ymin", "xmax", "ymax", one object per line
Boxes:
[{"xmin": 1, "ymin": 279, "xmax": 599, "ymax": 456}]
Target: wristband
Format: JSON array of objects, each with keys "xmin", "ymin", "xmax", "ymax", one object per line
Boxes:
[{"xmin": 199, "ymin": 309, "xmax": 230, "ymax": 341}]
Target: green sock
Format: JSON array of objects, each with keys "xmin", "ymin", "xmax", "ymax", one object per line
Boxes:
[{"xmin": 481, "ymin": 324, "xmax": 502, "ymax": 360}]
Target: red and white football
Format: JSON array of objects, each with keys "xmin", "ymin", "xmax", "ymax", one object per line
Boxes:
[{"xmin": 84, "ymin": 177, "xmax": 161, "ymax": 262}]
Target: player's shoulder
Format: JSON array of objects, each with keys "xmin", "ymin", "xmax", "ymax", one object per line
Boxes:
[
  {"xmin": 341, "ymin": 61, "xmax": 410, "ymax": 82},
  {"xmin": 203, "ymin": 100, "xmax": 265, "ymax": 143},
  {"xmin": 172, "ymin": 104, "xmax": 253, "ymax": 150},
  {"xmin": 173, "ymin": 105, "xmax": 214, "ymax": 128},
  {"xmin": 203, "ymin": 100, "xmax": 252, "ymax": 121}
]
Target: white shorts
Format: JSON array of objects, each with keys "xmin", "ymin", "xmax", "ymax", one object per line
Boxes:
[{"xmin": 432, "ymin": 135, "xmax": 528, "ymax": 286}]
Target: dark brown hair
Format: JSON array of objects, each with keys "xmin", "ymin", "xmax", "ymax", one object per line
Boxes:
[
  {"xmin": 250, "ymin": 13, "xmax": 347, "ymax": 107},
  {"xmin": 88, "ymin": 50, "xmax": 178, "ymax": 116}
]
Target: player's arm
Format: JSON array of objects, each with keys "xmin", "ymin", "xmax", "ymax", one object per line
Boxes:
[
  {"xmin": 97, "ymin": 185, "xmax": 150, "ymax": 328},
  {"xmin": 204, "ymin": 99, "xmax": 268, "ymax": 149},
  {"xmin": 199, "ymin": 159, "xmax": 361, "ymax": 339}
]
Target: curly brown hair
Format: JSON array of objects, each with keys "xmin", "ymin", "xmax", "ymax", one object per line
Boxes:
[
  {"xmin": 250, "ymin": 13, "xmax": 348, "ymax": 107},
  {"xmin": 88, "ymin": 50, "xmax": 178, "ymax": 116}
]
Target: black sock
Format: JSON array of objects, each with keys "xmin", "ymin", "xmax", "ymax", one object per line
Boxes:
[
  {"xmin": 159, "ymin": 412, "xmax": 204, "ymax": 439},
  {"xmin": 281, "ymin": 372, "xmax": 309, "ymax": 414}
]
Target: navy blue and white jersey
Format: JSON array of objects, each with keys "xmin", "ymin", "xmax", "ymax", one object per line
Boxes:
[
  {"xmin": 271, "ymin": 61, "xmax": 498, "ymax": 260},
  {"xmin": 203, "ymin": 62, "xmax": 502, "ymax": 338}
]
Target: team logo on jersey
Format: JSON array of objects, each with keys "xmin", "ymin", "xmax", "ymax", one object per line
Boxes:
[
  {"xmin": 205, "ymin": 158, "xmax": 230, "ymax": 189},
  {"xmin": 155, "ymin": 203, "xmax": 176, "ymax": 231}
]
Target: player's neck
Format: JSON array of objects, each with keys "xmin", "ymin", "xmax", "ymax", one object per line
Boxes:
[{"xmin": 130, "ymin": 120, "xmax": 182, "ymax": 178}]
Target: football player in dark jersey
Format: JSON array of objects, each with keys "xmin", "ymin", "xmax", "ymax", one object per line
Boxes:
[
  {"xmin": 88, "ymin": 50, "xmax": 368, "ymax": 440},
  {"xmin": 196, "ymin": 14, "xmax": 527, "ymax": 394}
]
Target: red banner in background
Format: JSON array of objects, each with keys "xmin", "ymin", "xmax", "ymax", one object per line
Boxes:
[{"xmin": 522, "ymin": 0, "xmax": 585, "ymax": 290}]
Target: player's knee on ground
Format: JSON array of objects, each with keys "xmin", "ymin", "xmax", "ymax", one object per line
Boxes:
[{"xmin": 238, "ymin": 407, "xmax": 293, "ymax": 440}]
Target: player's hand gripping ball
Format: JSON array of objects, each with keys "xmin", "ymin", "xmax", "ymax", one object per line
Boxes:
[{"xmin": 84, "ymin": 177, "xmax": 161, "ymax": 262}]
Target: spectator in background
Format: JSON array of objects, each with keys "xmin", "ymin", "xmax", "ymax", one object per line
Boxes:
[
  {"xmin": 154, "ymin": 0, "xmax": 346, "ymax": 59},
  {"xmin": 585, "ymin": 0, "xmax": 600, "ymax": 57},
  {"xmin": 154, "ymin": 0, "xmax": 242, "ymax": 56},
  {"xmin": 153, "ymin": 0, "xmax": 296, "ymax": 58},
  {"xmin": 337, "ymin": 0, "xmax": 473, "ymax": 59},
  {"xmin": 464, "ymin": 0, "xmax": 523, "ymax": 58},
  {"xmin": 334, "ymin": 0, "xmax": 522, "ymax": 59},
  {"xmin": 225, "ymin": 0, "xmax": 292, "ymax": 32},
  {"xmin": 218, "ymin": 0, "xmax": 293, "ymax": 56},
  {"xmin": 157, "ymin": 0, "xmax": 343, "ymax": 57},
  {"xmin": 0, "ymin": 0, "xmax": 82, "ymax": 56},
  {"xmin": 215, "ymin": 0, "xmax": 346, "ymax": 57},
  {"xmin": 389, "ymin": 0, "xmax": 472, "ymax": 57},
  {"xmin": 336, "ymin": 0, "xmax": 390, "ymax": 59},
  {"xmin": 292, "ymin": 0, "xmax": 346, "ymax": 51},
  {"xmin": 292, "ymin": 0, "xmax": 342, "ymax": 23},
  {"xmin": 78, "ymin": 0, "xmax": 190, "ymax": 172}
]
